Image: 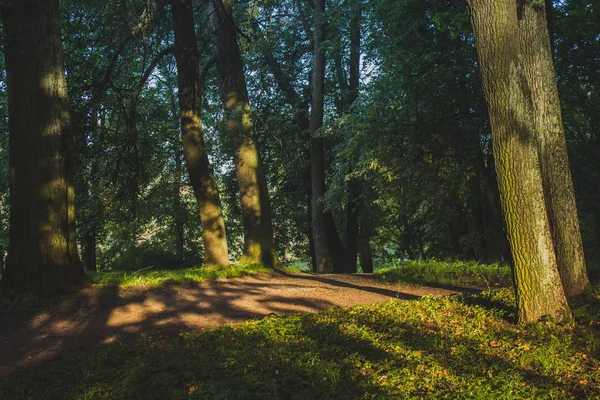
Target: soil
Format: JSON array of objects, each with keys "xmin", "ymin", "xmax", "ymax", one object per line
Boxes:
[{"xmin": 0, "ymin": 272, "xmax": 480, "ymax": 376}]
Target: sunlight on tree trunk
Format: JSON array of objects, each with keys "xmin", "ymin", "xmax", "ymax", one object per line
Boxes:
[
  {"xmin": 0, "ymin": 0, "xmax": 84, "ymax": 295},
  {"xmin": 468, "ymin": 0, "xmax": 570, "ymax": 324},
  {"xmin": 171, "ymin": 0, "xmax": 229, "ymax": 267},
  {"xmin": 518, "ymin": 0, "xmax": 589, "ymax": 297},
  {"xmin": 209, "ymin": 0, "xmax": 279, "ymax": 267}
]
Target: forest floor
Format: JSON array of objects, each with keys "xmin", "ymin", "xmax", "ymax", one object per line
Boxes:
[{"xmin": 0, "ymin": 271, "xmax": 480, "ymax": 376}]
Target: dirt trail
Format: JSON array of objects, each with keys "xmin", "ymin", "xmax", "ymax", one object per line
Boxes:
[{"xmin": 0, "ymin": 272, "xmax": 479, "ymax": 375}]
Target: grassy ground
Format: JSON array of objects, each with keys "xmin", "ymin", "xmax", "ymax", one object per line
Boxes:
[
  {"xmin": 87, "ymin": 263, "xmax": 275, "ymax": 288},
  {"xmin": 0, "ymin": 264, "xmax": 276, "ymax": 311},
  {"xmin": 2, "ymin": 287, "xmax": 599, "ymax": 399},
  {"xmin": 375, "ymin": 260, "xmax": 512, "ymax": 288}
]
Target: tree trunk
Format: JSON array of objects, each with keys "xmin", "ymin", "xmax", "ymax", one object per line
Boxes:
[
  {"xmin": 171, "ymin": 0, "xmax": 229, "ymax": 267},
  {"xmin": 209, "ymin": 0, "xmax": 279, "ymax": 267},
  {"xmin": 83, "ymin": 232, "xmax": 97, "ymax": 272},
  {"xmin": 358, "ymin": 222, "xmax": 374, "ymax": 273},
  {"xmin": 468, "ymin": 0, "xmax": 570, "ymax": 324},
  {"xmin": 168, "ymin": 74, "xmax": 186, "ymax": 262},
  {"xmin": 309, "ymin": 0, "xmax": 343, "ymax": 273},
  {"xmin": 518, "ymin": 0, "xmax": 589, "ymax": 297},
  {"xmin": 0, "ymin": 0, "xmax": 85, "ymax": 295},
  {"xmin": 342, "ymin": 0, "xmax": 362, "ymax": 274}
]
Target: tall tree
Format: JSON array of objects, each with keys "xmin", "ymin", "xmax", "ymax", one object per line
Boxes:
[
  {"xmin": 309, "ymin": 0, "xmax": 345, "ymax": 273},
  {"xmin": 518, "ymin": 0, "xmax": 589, "ymax": 297},
  {"xmin": 468, "ymin": 0, "xmax": 570, "ymax": 323},
  {"xmin": 0, "ymin": 0, "xmax": 84, "ymax": 294},
  {"xmin": 171, "ymin": 0, "xmax": 229, "ymax": 267},
  {"xmin": 209, "ymin": 0, "xmax": 280, "ymax": 266}
]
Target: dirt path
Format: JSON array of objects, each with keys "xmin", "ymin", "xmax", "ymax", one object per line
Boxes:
[{"xmin": 0, "ymin": 272, "xmax": 479, "ymax": 376}]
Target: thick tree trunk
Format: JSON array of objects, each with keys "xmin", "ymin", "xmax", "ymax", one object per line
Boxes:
[
  {"xmin": 209, "ymin": 0, "xmax": 279, "ymax": 266},
  {"xmin": 171, "ymin": 0, "xmax": 229, "ymax": 267},
  {"xmin": 468, "ymin": 0, "xmax": 570, "ymax": 324},
  {"xmin": 518, "ymin": 0, "xmax": 589, "ymax": 297},
  {"xmin": 0, "ymin": 0, "xmax": 85, "ymax": 295}
]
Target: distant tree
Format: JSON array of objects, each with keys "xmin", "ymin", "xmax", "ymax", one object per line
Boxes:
[
  {"xmin": 0, "ymin": 0, "xmax": 85, "ymax": 294},
  {"xmin": 209, "ymin": 0, "xmax": 280, "ymax": 266},
  {"xmin": 171, "ymin": 0, "xmax": 229, "ymax": 267},
  {"xmin": 309, "ymin": 0, "xmax": 345, "ymax": 273},
  {"xmin": 468, "ymin": 0, "xmax": 571, "ymax": 323}
]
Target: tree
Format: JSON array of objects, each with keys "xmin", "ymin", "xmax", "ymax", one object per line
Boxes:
[
  {"xmin": 171, "ymin": 0, "xmax": 229, "ymax": 267},
  {"xmin": 209, "ymin": 0, "xmax": 280, "ymax": 266},
  {"xmin": 309, "ymin": 0, "xmax": 345, "ymax": 273},
  {"xmin": 519, "ymin": 0, "xmax": 589, "ymax": 297},
  {"xmin": 0, "ymin": 0, "xmax": 84, "ymax": 294},
  {"xmin": 467, "ymin": 0, "xmax": 570, "ymax": 323}
]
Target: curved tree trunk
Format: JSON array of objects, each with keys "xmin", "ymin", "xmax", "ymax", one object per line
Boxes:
[
  {"xmin": 468, "ymin": 0, "xmax": 570, "ymax": 324},
  {"xmin": 209, "ymin": 0, "xmax": 279, "ymax": 267},
  {"xmin": 0, "ymin": 0, "xmax": 84, "ymax": 295},
  {"xmin": 518, "ymin": 0, "xmax": 589, "ymax": 297},
  {"xmin": 171, "ymin": 0, "xmax": 229, "ymax": 267}
]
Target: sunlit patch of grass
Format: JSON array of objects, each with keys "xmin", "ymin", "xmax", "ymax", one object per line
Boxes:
[
  {"xmin": 87, "ymin": 263, "xmax": 275, "ymax": 288},
  {"xmin": 2, "ymin": 287, "xmax": 599, "ymax": 399},
  {"xmin": 375, "ymin": 259, "xmax": 512, "ymax": 288}
]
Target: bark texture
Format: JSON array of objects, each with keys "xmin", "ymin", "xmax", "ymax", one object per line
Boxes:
[
  {"xmin": 468, "ymin": 0, "xmax": 570, "ymax": 324},
  {"xmin": 518, "ymin": 0, "xmax": 589, "ymax": 297},
  {"xmin": 171, "ymin": 0, "xmax": 229, "ymax": 267},
  {"xmin": 0, "ymin": 0, "xmax": 84, "ymax": 295},
  {"xmin": 210, "ymin": 0, "xmax": 279, "ymax": 266}
]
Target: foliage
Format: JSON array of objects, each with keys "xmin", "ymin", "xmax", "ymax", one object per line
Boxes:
[
  {"xmin": 2, "ymin": 287, "xmax": 599, "ymax": 399},
  {"xmin": 375, "ymin": 260, "xmax": 512, "ymax": 288}
]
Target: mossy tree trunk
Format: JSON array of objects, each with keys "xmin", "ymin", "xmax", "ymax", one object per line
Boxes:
[
  {"xmin": 171, "ymin": 0, "xmax": 229, "ymax": 267},
  {"xmin": 468, "ymin": 0, "xmax": 570, "ymax": 324},
  {"xmin": 0, "ymin": 0, "xmax": 84, "ymax": 295},
  {"xmin": 518, "ymin": 0, "xmax": 589, "ymax": 297},
  {"xmin": 209, "ymin": 0, "xmax": 279, "ymax": 267}
]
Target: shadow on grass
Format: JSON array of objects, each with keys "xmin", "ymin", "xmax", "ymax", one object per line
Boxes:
[{"xmin": 1, "ymin": 296, "xmax": 598, "ymax": 399}]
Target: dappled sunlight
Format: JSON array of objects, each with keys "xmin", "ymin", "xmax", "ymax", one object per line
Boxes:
[{"xmin": 0, "ymin": 272, "xmax": 467, "ymax": 376}]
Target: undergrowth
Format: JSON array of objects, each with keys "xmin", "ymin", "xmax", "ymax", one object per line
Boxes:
[
  {"xmin": 2, "ymin": 288, "xmax": 599, "ymax": 399},
  {"xmin": 375, "ymin": 260, "xmax": 512, "ymax": 288}
]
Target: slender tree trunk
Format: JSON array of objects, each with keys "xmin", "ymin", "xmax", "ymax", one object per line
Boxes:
[
  {"xmin": 209, "ymin": 0, "xmax": 279, "ymax": 266},
  {"xmin": 342, "ymin": 0, "xmax": 362, "ymax": 274},
  {"xmin": 171, "ymin": 0, "xmax": 229, "ymax": 267},
  {"xmin": 468, "ymin": 0, "xmax": 570, "ymax": 324},
  {"xmin": 168, "ymin": 76, "xmax": 186, "ymax": 262},
  {"xmin": 344, "ymin": 180, "xmax": 359, "ymax": 273},
  {"xmin": 358, "ymin": 222, "xmax": 374, "ymax": 273},
  {"xmin": 518, "ymin": 0, "xmax": 589, "ymax": 297},
  {"xmin": 309, "ymin": 0, "xmax": 342, "ymax": 273},
  {"xmin": 0, "ymin": 0, "xmax": 84, "ymax": 295},
  {"xmin": 83, "ymin": 232, "xmax": 97, "ymax": 272}
]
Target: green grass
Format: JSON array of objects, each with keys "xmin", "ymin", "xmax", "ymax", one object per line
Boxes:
[
  {"xmin": 2, "ymin": 288, "xmax": 599, "ymax": 399},
  {"xmin": 375, "ymin": 260, "xmax": 512, "ymax": 288},
  {"xmin": 87, "ymin": 263, "xmax": 275, "ymax": 288}
]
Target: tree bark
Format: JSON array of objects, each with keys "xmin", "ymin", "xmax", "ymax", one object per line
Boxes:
[
  {"xmin": 468, "ymin": 0, "xmax": 570, "ymax": 324},
  {"xmin": 171, "ymin": 0, "xmax": 229, "ymax": 267},
  {"xmin": 209, "ymin": 0, "xmax": 279, "ymax": 266},
  {"xmin": 0, "ymin": 0, "xmax": 85, "ymax": 295},
  {"xmin": 517, "ymin": 0, "xmax": 589, "ymax": 297}
]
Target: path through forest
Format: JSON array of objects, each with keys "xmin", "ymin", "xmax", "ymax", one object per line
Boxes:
[{"xmin": 0, "ymin": 272, "xmax": 481, "ymax": 376}]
